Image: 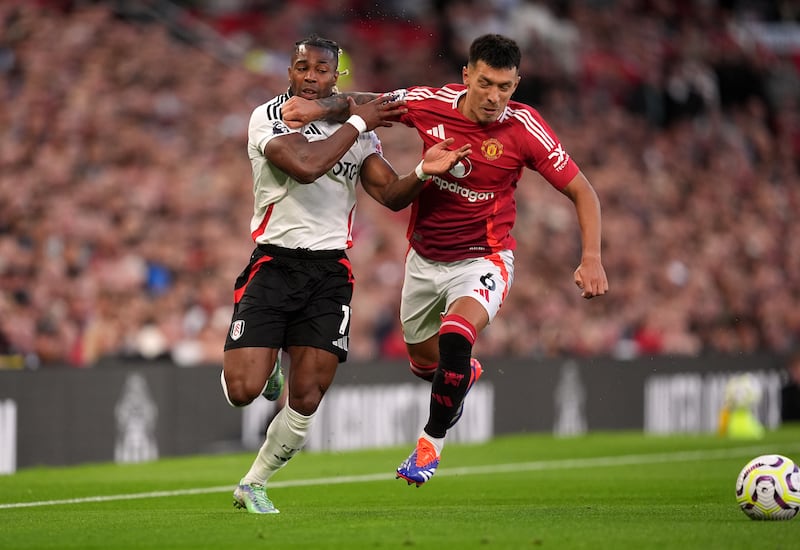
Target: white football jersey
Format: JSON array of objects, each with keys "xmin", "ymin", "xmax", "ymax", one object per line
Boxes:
[{"xmin": 247, "ymin": 92, "xmax": 382, "ymax": 250}]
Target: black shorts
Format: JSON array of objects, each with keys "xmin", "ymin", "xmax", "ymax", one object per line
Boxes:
[{"xmin": 224, "ymin": 244, "xmax": 354, "ymax": 362}]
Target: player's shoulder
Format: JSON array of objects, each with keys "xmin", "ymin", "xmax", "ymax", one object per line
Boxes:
[
  {"xmin": 403, "ymin": 83, "xmax": 465, "ymax": 104},
  {"xmin": 251, "ymin": 92, "xmax": 290, "ymax": 122},
  {"xmin": 504, "ymin": 98, "xmax": 545, "ymax": 121},
  {"xmin": 502, "ymin": 99, "xmax": 556, "ymax": 136}
]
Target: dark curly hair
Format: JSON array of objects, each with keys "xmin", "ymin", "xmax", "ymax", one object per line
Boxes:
[
  {"xmin": 294, "ymin": 34, "xmax": 341, "ymax": 67},
  {"xmin": 468, "ymin": 34, "xmax": 521, "ymax": 71}
]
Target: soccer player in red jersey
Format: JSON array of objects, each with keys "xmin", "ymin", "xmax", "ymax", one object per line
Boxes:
[{"xmin": 283, "ymin": 33, "xmax": 608, "ymax": 486}]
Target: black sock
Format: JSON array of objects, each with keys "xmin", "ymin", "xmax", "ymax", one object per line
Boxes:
[{"xmin": 424, "ymin": 332, "xmax": 472, "ymax": 438}]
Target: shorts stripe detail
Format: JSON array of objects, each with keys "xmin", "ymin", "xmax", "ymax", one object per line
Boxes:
[
  {"xmin": 338, "ymin": 258, "xmax": 354, "ymax": 283},
  {"xmin": 440, "ymin": 314, "xmax": 476, "ymax": 345},
  {"xmin": 487, "ymin": 252, "xmax": 511, "ymax": 302},
  {"xmin": 232, "ymin": 255, "xmax": 272, "ymax": 304}
]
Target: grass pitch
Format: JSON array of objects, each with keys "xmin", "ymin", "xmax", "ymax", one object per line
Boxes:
[{"xmin": 2, "ymin": 426, "xmax": 800, "ymax": 549}]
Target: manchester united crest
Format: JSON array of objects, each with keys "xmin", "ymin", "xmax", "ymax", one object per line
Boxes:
[{"xmin": 481, "ymin": 138, "xmax": 503, "ymax": 160}]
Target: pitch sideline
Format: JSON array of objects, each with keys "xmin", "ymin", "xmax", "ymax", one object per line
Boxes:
[{"xmin": 2, "ymin": 443, "xmax": 799, "ymax": 510}]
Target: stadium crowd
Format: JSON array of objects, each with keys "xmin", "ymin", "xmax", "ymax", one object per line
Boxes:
[{"xmin": 0, "ymin": 0, "xmax": 799, "ymax": 368}]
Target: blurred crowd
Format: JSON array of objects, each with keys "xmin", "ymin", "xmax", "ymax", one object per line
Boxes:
[{"xmin": 1, "ymin": 0, "xmax": 799, "ymax": 368}]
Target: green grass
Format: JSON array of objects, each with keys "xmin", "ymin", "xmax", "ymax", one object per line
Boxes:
[{"xmin": 3, "ymin": 427, "xmax": 800, "ymax": 549}]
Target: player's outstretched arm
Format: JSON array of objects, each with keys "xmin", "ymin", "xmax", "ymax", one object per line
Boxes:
[
  {"xmin": 349, "ymin": 96, "xmax": 407, "ymax": 130},
  {"xmin": 282, "ymin": 92, "xmax": 384, "ymax": 129},
  {"xmin": 360, "ymin": 138, "xmax": 471, "ymax": 211},
  {"xmin": 560, "ymin": 172, "xmax": 609, "ymax": 299}
]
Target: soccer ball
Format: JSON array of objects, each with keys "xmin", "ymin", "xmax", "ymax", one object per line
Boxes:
[{"xmin": 735, "ymin": 454, "xmax": 800, "ymax": 520}]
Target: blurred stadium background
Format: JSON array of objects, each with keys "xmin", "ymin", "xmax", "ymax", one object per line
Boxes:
[{"xmin": 1, "ymin": 0, "xmax": 799, "ymax": 470}]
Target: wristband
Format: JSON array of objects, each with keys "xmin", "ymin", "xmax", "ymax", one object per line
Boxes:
[
  {"xmin": 346, "ymin": 114, "xmax": 367, "ymax": 133},
  {"xmin": 414, "ymin": 160, "xmax": 432, "ymax": 181}
]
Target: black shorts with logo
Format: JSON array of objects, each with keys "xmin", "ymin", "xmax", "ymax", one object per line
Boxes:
[{"xmin": 224, "ymin": 244, "xmax": 354, "ymax": 362}]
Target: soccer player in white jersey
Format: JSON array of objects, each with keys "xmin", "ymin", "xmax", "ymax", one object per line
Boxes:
[
  {"xmin": 282, "ymin": 33, "xmax": 609, "ymax": 486},
  {"xmin": 221, "ymin": 34, "xmax": 471, "ymax": 513}
]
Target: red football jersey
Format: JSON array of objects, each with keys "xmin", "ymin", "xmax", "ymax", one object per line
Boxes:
[{"xmin": 394, "ymin": 84, "xmax": 579, "ymax": 262}]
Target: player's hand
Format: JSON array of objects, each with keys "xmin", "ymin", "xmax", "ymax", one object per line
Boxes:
[
  {"xmin": 349, "ymin": 96, "xmax": 407, "ymax": 131},
  {"xmin": 421, "ymin": 138, "xmax": 472, "ymax": 175},
  {"xmin": 574, "ymin": 256, "xmax": 608, "ymax": 299},
  {"xmin": 282, "ymin": 96, "xmax": 323, "ymax": 129}
]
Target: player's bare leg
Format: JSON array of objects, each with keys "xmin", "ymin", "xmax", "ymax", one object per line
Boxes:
[{"xmin": 233, "ymin": 346, "xmax": 338, "ymax": 512}]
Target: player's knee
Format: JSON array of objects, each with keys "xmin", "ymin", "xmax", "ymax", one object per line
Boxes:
[
  {"xmin": 409, "ymin": 358, "xmax": 437, "ymax": 381},
  {"xmin": 287, "ymin": 392, "xmax": 323, "ymax": 416},
  {"xmin": 220, "ymin": 370, "xmax": 257, "ymax": 407}
]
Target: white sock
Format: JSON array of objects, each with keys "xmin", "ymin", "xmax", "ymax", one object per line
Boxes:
[
  {"xmin": 243, "ymin": 405, "xmax": 315, "ymax": 485},
  {"xmin": 420, "ymin": 430, "xmax": 445, "ymax": 456}
]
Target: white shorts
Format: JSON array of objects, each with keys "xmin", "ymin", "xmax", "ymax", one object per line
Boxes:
[{"xmin": 400, "ymin": 247, "xmax": 515, "ymax": 344}]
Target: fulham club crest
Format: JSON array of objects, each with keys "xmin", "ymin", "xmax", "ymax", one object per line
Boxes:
[{"xmin": 230, "ymin": 320, "xmax": 245, "ymax": 341}]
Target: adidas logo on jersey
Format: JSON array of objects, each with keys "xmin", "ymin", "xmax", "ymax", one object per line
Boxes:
[{"xmin": 426, "ymin": 124, "xmax": 446, "ymax": 139}]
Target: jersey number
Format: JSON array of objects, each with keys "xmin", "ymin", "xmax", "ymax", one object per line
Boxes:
[
  {"xmin": 339, "ymin": 305, "xmax": 351, "ymax": 335},
  {"xmin": 480, "ymin": 273, "xmax": 496, "ymax": 291}
]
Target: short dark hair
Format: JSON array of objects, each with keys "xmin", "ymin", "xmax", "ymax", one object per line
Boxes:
[
  {"xmin": 294, "ymin": 34, "xmax": 341, "ymax": 65},
  {"xmin": 468, "ymin": 34, "xmax": 521, "ymax": 71}
]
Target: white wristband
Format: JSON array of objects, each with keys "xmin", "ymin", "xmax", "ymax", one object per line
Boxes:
[
  {"xmin": 414, "ymin": 160, "xmax": 431, "ymax": 181},
  {"xmin": 346, "ymin": 114, "xmax": 367, "ymax": 133}
]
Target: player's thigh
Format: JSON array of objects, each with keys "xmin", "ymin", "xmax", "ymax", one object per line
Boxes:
[
  {"xmin": 223, "ymin": 346, "xmax": 280, "ymax": 399},
  {"xmin": 444, "ymin": 249, "xmax": 514, "ymax": 325},
  {"xmin": 286, "ymin": 345, "xmax": 340, "ymax": 414},
  {"xmin": 224, "ymin": 257, "xmax": 290, "ymax": 351},
  {"xmin": 223, "ymin": 257, "xmax": 287, "ymax": 399},
  {"xmin": 400, "ymin": 249, "xmax": 447, "ymax": 345}
]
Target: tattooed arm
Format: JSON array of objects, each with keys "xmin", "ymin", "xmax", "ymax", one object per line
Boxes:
[{"xmin": 282, "ymin": 92, "xmax": 384, "ymax": 128}]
